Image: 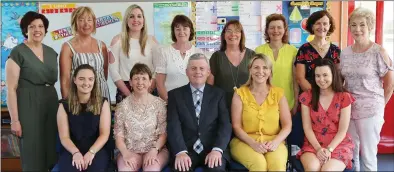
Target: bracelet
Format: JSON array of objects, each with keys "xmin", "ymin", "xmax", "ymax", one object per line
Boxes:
[
  {"xmin": 72, "ymin": 151, "xmax": 80, "ymax": 156},
  {"xmin": 10, "ymin": 120, "xmax": 19, "ymax": 124},
  {"xmin": 89, "ymin": 149, "xmax": 96, "ymax": 155}
]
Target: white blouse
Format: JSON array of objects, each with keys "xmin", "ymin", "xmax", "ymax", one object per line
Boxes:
[
  {"xmin": 153, "ymin": 45, "xmax": 204, "ymax": 91},
  {"xmin": 109, "ymin": 35, "xmax": 157, "ymax": 82}
]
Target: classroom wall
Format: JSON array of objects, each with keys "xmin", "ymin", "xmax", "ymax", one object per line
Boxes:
[{"xmin": 1, "ymin": 1, "xmax": 341, "ymax": 105}]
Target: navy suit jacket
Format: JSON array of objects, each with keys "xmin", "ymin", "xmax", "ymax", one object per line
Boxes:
[{"xmin": 167, "ymin": 83, "xmax": 232, "ymax": 160}]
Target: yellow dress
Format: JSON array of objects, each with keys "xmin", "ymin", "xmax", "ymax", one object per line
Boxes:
[
  {"xmin": 230, "ymin": 85, "xmax": 288, "ymax": 171},
  {"xmin": 255, "ymin": 43, "xmax": 298, "ymax": 109}
]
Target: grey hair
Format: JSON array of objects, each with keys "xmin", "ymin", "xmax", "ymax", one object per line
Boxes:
[{"xmin": 187, "ymin": 53, "xmax": 210, "ymax": 68}]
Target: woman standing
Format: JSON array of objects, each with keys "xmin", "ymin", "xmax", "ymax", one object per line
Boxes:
[
  {"xmin": 294, "ymin": 10, "xmax": 340, "ymax": 92},
  {"xmin": 114, "ymin": 63, "xmax": 168, "ymax": 171},
  {"xmin": 154, "ymin": 15, "xmax": 203, "ymax": 102},
  {"xmin": 255, "ymin": 14, "xmax": 299, "ymax": 114},
  {"xmin": 60, "ymin": 6, "xmax": 110, "ymax": 100},
  {"xmin": 57, "ymin": 64, "xmax": 111, "ymax": 171},
  {"xmin": 109, "ymin": 4, "xmax": 158, "ymax": 104},
  {"xmin": 208, "ymin": 20, "xmax": 255, "ymax": 108},
  {"xmin": 341, "ymin": 7, "xmax": 393, "ymax": 171},
  {"xmin": 6, "ymin": 11, "xmax": 59, "ymax": 171}
]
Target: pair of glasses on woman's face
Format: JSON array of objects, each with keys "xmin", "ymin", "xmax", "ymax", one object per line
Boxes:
[{"xmin": 225, "ymin": 29, "xmax": 241, "ymax": 34}]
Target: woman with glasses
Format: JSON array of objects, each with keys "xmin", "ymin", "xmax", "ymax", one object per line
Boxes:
[{"xmin": 207, "ymin": 20, "xmax": 255, "ymax": 109}]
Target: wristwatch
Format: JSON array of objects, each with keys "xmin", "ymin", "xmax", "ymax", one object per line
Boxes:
[
  {"xmin": 327, "ymin": 147, "xmax": 334, "ymax": 153},
  {"xmin": 89, "ymin": 149, "xmax": 96, "ymax": 155}
]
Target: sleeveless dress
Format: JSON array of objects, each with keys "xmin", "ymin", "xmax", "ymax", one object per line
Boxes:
[
  {"xmin": 230, "ymin": 85, "xmax": 288, "ymax": 171},
  {"xmin": 58, "ymin": 98, "xmax": 110, "ymax": 172},
  {"xmin": 66, "ymin": 40, "xmax": 110, "ymax": 100},
  {"xmin": 297, "ymin": 91, "xmax": 355, "ymax": 169}
]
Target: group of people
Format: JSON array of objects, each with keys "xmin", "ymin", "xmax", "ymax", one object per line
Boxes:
[{"xmin": 5, "ymin": 3, "xmax": 393, "ymax": 172}]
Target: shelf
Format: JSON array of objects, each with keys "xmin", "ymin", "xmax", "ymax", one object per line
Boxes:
[{"xmin": 1, "ymin": 158, "xmax": 22, "ymax": 171}]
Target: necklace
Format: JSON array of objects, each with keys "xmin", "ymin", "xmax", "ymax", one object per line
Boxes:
[
  {"xmin": 225, "ymin": 50, "xmax": 242, "ymax": 91},
  {"xmin": 310, "ymin": 42, "xmax": 328, "ymax": 52}
]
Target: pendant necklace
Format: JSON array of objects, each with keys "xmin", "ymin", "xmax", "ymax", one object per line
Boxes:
[{"xmin": 226, "ymin": 51, "xmax": 242, "ymax": 91}]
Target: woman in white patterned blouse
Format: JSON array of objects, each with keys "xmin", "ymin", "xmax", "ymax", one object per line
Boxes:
[{"xmin": 153, "ymin": 14, "xmax": 204, "ymax": 102}]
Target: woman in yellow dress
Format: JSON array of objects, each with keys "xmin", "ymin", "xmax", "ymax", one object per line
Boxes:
[
  {"xmin": 230, "ymin": 54, "xmax": 292, "ymax": 171},
  {"xmin": 255, "ymin": 13, "xmax": 298, "ymax": 115}
]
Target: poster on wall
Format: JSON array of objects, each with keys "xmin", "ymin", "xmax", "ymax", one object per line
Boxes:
[
  {"xmin": 283, "ymin": 1, "xmax": 326, "ymax": 48},
  {"xmin": 261, "ymin": 1, "xmax": 282, "ymax": 44},
  {"xmin": 239, "ymin": 1, "xmax": 262, "ymax": 50},
  {"xmin": 153, "ymin": 2, "xmax": 190, "ymax": 45},
  {"xmin": 1, "ymin": 2, "xmax": 39, "ymax": 107},
  {"xmin": 195, "ymin": 1, "xmax": 240, "ymax": 54},
  {"xmin": 195, "ymin": 2, "xmax": 220, "ymax": 53}
]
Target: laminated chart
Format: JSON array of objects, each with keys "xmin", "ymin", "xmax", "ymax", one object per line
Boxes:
[
  {"xmin": 153, "ymin": 2, "xmax": 190, "ymax": 45},
  {"xmin": 40, "ymin": 3, "xmax": 76, "ymax": 14},
  {"xmin": 49, "ymin": 12, "xmax": 122, "ymax": 41},
  {"xmin": 284, "ymin": 1, "xmax": 326, "ymax": 48}
]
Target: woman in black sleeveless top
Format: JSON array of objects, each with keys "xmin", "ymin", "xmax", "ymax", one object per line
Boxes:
[{"xmin": 57, "ymin": 64, "xmax": 111, "ymax": 171}]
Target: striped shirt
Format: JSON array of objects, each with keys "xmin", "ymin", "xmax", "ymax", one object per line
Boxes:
[{"xmin": 66, "ymin": 40, "xmax": 110, "ymax": 100}]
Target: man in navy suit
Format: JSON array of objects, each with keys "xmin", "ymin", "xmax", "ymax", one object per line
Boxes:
[{"xmin": 167, "ymin": 53, "xmax": 232, "ymax": 172}]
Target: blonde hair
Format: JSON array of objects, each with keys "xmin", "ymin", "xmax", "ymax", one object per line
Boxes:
[
  {"xmin": 121, "ymin": 4, "xmax": 148, "ymax": 57},
  {"xmin": 244, "ymin": 53, "xmax": 273, "ymax": 87},
  {"xmin": 68, "ymin": 64, "xmax": 103, "ymax": 115},
  {"xmin": 71, "ymin": 6, "xmax": 97, "ymax": 34},
  {"xmin": 349, "ymin": 7, "xmax": 376, "ymax": 31}
]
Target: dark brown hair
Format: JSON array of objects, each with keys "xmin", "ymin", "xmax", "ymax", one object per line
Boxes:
[
  {"xmin": 20, "ymin": 11, "xmax": 49, "ymax": 38},
  {"xmin": 306, "ymin": 10, "xmax": 335, "ymax": 36},
  {"xmin": 220, "ymin": 20, "xmax": 246, "ymax": 52},
  {"xmin": 69, "ymin": 64, "xmax": 102, "ymax": 115},
  {"xmin": 129, "ymin": 63, "xmax": 153, "ymax": 80},
  {"xmin": 264, "ymin": 14, "xmax": 289, "ymax": 43},
  {"xmin": 171, "ymin": 15, "xmax": 195, "ymax": 42},
  {"xmin": 311, "ymin": 59, "xmax": 346, "ymax": 111}
]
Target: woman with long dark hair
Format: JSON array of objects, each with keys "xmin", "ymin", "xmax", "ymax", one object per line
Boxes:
[
  {"xmin": 57, "ymin": 64, "xmax": 111, "ymax": 171},
  {"xmin": 297, "ymin": 59, "xmax": 354, "ymax": 171}
]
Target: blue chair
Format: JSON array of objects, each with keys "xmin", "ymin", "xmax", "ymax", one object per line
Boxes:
[{"xmin": 229, "ymin": 160, "xmax": 248, "ymax": 171}]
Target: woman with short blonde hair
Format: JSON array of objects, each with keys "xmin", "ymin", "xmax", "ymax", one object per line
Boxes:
[
  {"xmin": 341, "ymin": 7, "xmax": 393, "ymax": 171},
  {"xmin": 60, "ymin": 6, "xmax": 110, "ymax": 100}
]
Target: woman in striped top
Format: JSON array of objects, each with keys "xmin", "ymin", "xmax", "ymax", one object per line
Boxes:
[{"xmin": 60, "ymin": 6, "xmax": 110, "ymax": 100}]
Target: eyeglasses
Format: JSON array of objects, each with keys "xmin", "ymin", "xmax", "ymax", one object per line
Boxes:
[{"xmin": 225, "ymin": 30, "xmax": 241, "ymax": 34}]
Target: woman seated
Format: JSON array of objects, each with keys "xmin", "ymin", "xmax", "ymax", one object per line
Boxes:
[
  {"xmin": 57, "ymin": 64, "xmax": 111, "ymax": 172},
  {"xmin": 298, "ymin": 58, "xmax": 355, "ymax": 171},
  {"xmin": 230, "ymin": 54, "xmax": 292, "ymax": 171},
  {"xmin": 114, "ymin": 63, "xmax": 168, "ymax": 171}
]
